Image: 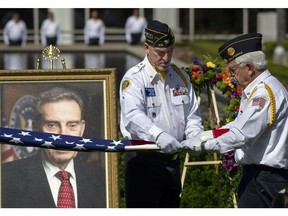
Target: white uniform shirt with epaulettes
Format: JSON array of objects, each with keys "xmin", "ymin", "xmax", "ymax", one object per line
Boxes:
[
  {"xmin": 120, "ymin": 56, "xmax": 203, "ymax": 143},
  {"xmin": 205, "ymin": 70, "xmax": 288, "ymax": 169}
]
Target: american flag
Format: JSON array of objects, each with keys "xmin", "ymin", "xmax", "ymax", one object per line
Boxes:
[{"xmin": 0, "ymin": 127, "xmax": 158, "ymax": 152}]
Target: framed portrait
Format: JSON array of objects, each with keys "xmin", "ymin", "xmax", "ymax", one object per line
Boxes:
[{"xmin": 0, "ymin": 68, "xmax": 119, "ymax": 208}]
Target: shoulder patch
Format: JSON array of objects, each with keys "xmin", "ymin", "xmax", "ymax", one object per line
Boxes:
[
  {"xmin": 122, "ymin": 80, "xmax": 131, "ymax": 91},
  {"xmin": 252, "ymin": 97, "xmax": 266, "ymax": 108}
]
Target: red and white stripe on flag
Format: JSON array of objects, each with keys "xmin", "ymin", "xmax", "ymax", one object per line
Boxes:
[{"xmin": 1, "ymin": 144, "xmax": 17, "ymax": 163}]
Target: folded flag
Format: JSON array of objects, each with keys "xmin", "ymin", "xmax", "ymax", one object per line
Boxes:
[
  {"xmin": 0, "ymin": 127, "xmax": 159, "ymax": 152},
  {"xmin": 212, "ymin": 128, "xmax": 229, "ymax": 138}
]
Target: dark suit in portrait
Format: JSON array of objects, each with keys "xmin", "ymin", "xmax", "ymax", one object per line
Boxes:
[{"xmin": 1, "ymin": 152, "xmax": 106, "ymax": 208}]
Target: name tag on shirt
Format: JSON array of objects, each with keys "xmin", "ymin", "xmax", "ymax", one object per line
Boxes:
[{"xmin": 145, "ymin": 88, "xmax": 156, "ymax": 97}]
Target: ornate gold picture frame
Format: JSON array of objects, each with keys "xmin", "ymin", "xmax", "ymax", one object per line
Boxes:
[{"xmin": 0, "ymin": 68, "xmax": 119, "ymax": 208}]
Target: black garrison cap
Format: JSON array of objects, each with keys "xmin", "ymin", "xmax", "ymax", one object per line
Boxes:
[
  {"xmin": 218, "ymin": 33, "xmax": 262, "ymax": 63},
  {"xmin": 145, "ymin": 20, "xmax": 174, "ymax": 47}
]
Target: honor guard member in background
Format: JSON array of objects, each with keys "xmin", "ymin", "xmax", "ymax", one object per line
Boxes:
[
  {"xmin": 120, "ymin": 20, "xmax": 203, "ymax": 208},
  {"xmin": 3, "ymin": 12, "xmax": 27, "ymax": 47},
  {"xmin": 182, "ymin": 33, "xmax": 288, "ymax": 208},
  {"xmin": 125, "ymin": 9, "xmax": 147, "ymax": 45},
  {"xmin": 40, "ymin": 11, "xmax": 61, "ymax": 46},
  {"xmin": 84, "ymin": 10, "xmax": 105, "ymax": 46}
]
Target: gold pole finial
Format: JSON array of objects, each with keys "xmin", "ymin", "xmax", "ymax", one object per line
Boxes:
[
  {"xmin": 61, "ymin": 58, "xmax": 66, "ymax": 69},
  {"xmin": 42, "ymin": 44, "xmax": 60, "ymax": 69}
]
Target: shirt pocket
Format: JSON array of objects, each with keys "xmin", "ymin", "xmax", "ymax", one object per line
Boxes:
[
  {"xmin": 146, "ymin": 97, "xmax": 161, "ymax": 122},
  {"xmin": 171, "ymin": 95, "xmax": 190, "ymax": 121},
  {"xmin": 171, "ymin": 94, "xmax": 190, "ymax": 106}
]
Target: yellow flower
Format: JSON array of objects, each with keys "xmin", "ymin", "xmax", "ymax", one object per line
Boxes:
[
  {"xmin": 225, "ymin": 118, "xmax": 231, "ymax": 124},
  {"xmin": 206, "ymin": 61, "xmax": 215, "ymax": 68}
]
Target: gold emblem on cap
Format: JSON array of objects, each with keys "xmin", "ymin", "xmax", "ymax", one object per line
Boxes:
[{"xmin": 227, "ymin": 47, "xmax": 235, "ymax": 56}]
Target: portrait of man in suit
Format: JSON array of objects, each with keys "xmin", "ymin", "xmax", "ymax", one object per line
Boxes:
[{"xmin": 1, "ymin": 87, "xmax": 106, "ymax": 208}]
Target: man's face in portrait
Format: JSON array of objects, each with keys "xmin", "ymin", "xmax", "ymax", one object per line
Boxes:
[{"xmin": 39, "ymin": 99, "xmax": 85, "ymax": 167}]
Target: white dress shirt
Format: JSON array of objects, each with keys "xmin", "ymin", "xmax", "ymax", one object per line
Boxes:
[
  {"xmin": 125, "ymin": 15, "xmax": 147, "ymax": 44},
  {"xmin": 42, "ymin": 158, "xmax": 78, "ymax": 207},
  {"xmin": 84, "ymin": 18, "xmax": 105, "ymax": 45},
  {"xmin": 40, "ymin": 19, "xmax": 61, "ymax": 45},
  {"xmin": 3, "ymin": 19, "xmax": 27, "ymax": 46}
]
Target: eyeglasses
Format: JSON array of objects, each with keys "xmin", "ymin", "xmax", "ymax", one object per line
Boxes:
[{"xmin": 228, "ymin": 62, "xmax": 246, "ymax": 75}]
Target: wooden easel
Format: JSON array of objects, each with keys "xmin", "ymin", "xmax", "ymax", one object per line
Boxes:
[{"xmin": 180, "ymin": 86, "xmax": 238, "ymax": 208}]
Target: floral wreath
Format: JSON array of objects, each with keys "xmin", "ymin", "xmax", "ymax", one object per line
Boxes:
[{"xmin": 183, "ymin": 55, "xmax": 242, "ymax": 205}]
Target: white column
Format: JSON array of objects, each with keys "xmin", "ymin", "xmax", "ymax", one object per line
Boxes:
[
  {"xmin": 153, "ymin": 9, "xmax": 181, "ymax": 41},
  {"xmin": 242, "ymin": 9, "xmax": 249, "ymax": 34},
  {"xmin": 50, "ymin": 8, "xmax": 74, "ymax": 45},
  {"xmin": 33, "ymin": 9, "xmax": 39, "ymax": 44},
  {"xmin": 189, "ymin": 9, "xmax": 195, "ymax": 40}
]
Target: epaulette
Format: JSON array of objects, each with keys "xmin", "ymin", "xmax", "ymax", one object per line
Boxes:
[
  {"xmin": 134, "ymin": 62, "xmax": 146, "ymax": 71},
  {"xmin": 247, "ymin": 82, "xmax": 276, "ymax": 127}
]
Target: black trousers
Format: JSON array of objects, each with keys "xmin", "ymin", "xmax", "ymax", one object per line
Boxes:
[
  {"xmin": 238, "ymin": 165, "xmax": 288, "ymax": 208},
  {"xmin": 125, "ymin": 152, "xmax": 181, "ymax": 208},
  {"xmin": 88, "ymin": 38, "xmax": 100, "ymax": 46},
  {"xmin": 129, "ymin": 33, "xmax": 142, "ymax": 45},
  {"xmin": 9, "ymin": 39, "xmax": 22, "ymax": 46},
  {"xmin": 46, "ymin": 37, "xmax": 57, "ymax": 46}
]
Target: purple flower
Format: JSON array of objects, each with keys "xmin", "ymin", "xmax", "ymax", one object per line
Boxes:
[
  {"xmin": 223, "ymin": 159, "xmax": 240, "ymax": 173},
  {"xmin": 210, "ymin": 77, "xmax": 217, "ymax": 84},
  {"xmin": 230, "ymin": 91, "xmax": 238, "ymax": 99},
  {"xmin": 224, "ymin": 151, "xmax": 234, "ymax": 159},
  {"xmin": 202, "ymin": 65, "xmax": 207, "ymax": 72}
]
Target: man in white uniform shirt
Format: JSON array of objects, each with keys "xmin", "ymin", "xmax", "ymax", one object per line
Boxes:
[
  {"xmin": 120, "ymin": 20, "xmax": 203, "ymax": 207},
  {"xmin": 182, "ymin": 33, "xmax": 288, "ymax": 208},
  {"xmin": 40, "ymin": 11, "xmax": 61, "ymax": 46},
  {"xmin": 125, "ymin": 9, "xmax": 147, "ymax": 45},
  {"xmin": 84, "ymin": 10, "xmax": 105, "ymax": 46},
  {"xmin": 3, "ymin": 12, "xmax": 27, "ymax": 46}
]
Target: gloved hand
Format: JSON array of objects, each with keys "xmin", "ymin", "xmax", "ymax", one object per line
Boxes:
[
  {"xmin": 196, "ymin": 130, "xmax": 214, "ymax": 141},
  {"xmin": 181, "ymin": 136, "xmax": 204, "ymax": 152},
  {"xmin": 156, "ymin": 132, "xmax": 181, "ymax": 154},
  {"xmin": 196, "ymin": 129, "xmax": 230, "ymax": 141}
]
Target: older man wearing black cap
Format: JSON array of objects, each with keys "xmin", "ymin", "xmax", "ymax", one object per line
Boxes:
[
  {"xmin": 182, "ymin": 33, "xmax": 288, "ymax": 208},
  {"xmin": 119, "ymin": 20, "xmax": 203, "ymax": 207}
]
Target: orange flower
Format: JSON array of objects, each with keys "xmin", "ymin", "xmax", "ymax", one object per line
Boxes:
[{"xmin": 237, "ymin": 86, "xmax": 243, "ymax": 94}]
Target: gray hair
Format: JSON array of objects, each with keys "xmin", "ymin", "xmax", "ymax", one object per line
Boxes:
[
  {"xmin": 33, "ymin": 87, "xmax": 84, "ymax": 128},
  {"xmin": 236, "ymin": 51, "xmax": 268, "ymax": 71}
]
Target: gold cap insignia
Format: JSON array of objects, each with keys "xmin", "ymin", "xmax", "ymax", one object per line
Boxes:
[{"xmin": 227, "ymin": 47, "xmax": 235, "ymax": 56}]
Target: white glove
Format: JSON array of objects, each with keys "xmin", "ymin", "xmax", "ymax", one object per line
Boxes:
[
  {"xmin": 156, "ymin": 132, "xmax": 181, "ymax": 154},
  {"xmin": 181, "ymin": 136, "xmax": 205, "ymax": 152},
  {"xmin": 196, "ymin": 130, "xmax": 214, "ymax": 141}
]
